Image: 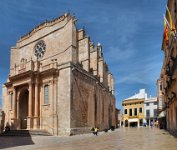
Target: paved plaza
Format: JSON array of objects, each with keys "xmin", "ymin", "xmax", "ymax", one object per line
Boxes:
[{"xmin": 0, "ymin": 127, "xmax": 177, "ymax": 150}]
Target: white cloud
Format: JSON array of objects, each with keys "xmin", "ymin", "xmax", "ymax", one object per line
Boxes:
[
  {"xmin": 105, "ymin": 43, "xmax": 135, "ymax": 63},
  {"xmin": 114, "ymin": 55, "xmax": 162, "ymax": 85}
]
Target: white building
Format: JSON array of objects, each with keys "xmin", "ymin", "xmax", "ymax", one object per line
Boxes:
[
  {"xmin": 144, "ymin": 97, "xmax": 158, "ymax": 126},
  {"xmin": 126, "ymin": 89, "xmax": 147, "ymax": 100}
]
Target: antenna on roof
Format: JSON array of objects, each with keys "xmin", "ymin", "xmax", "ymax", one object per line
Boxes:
[{"xmin": 97, "ymin": 42, "xmax": 101, "ymax": 46}]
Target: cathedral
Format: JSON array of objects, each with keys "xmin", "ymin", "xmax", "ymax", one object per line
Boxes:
[{"xmin": 2, "ymin": 13, "xmax": 116, "ymax": 136}]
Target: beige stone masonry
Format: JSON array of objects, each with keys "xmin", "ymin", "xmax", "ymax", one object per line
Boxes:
[{"xmin": 2, "ymin": 13, "xmax": 116, "ymax": 136}]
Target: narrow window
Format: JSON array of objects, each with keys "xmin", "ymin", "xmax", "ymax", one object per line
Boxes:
[
  {"xmin": 154, "ymin": 109, "xmax": 157, "ymax": 117},
  {"xmin": 129, "ymin": 109, "xmax": 132, "ymax": 116},
  {"xmin": 124, "ymin": 109, "xmax": 127, "ymax": 114},
  {"xmin": 44, "ymin": 85, "xmax": 49, "ymax": 104},
  {"xmin": 146, "ymin": 103, "xmax": 149, "ymax": 106},
  {"xmin": 134, "ymin": 108, "xmax": 137, "ymax": 116},
  {"xmin": 160, "ymin": 84, "xmax": 162, "ymax": 91},
  {"xmin": 139, "ymin": 107, "xmax": 142, "ymax": 113},
  {"xmin": 146, "ymin": 110, "xmax": 150, "ymax": 118}
]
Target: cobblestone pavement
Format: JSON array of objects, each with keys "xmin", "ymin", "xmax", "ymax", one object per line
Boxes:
[{"xmin": 0, "ymin": 127, "xmax": 177, "ymax": 150}]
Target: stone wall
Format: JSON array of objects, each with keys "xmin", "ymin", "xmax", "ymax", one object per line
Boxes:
[
  {"xmin": 70, "ymin": 66, "xmax": 116, "ymax": 135},
  {"xmin": 57, "ymin": 67, "xmax": 72, "ymax": 135}
]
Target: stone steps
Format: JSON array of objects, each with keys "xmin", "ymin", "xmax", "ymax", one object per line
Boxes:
[{"xmin": 0, "ymin": 129, "xmax": 52, "ymax": 136}]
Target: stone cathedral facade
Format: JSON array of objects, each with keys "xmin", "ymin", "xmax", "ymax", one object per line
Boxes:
[{"xmin": 2, "ymin": 13, "xmax": 116, "ymax": 136}]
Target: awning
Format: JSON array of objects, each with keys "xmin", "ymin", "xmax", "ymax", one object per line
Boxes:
[
  {"xmin": 158, "ymin": 111, "xmax": 166, "ymax": 118},
  {"xmin": 128, "ymin": 118, "xmax": 139, "ymax": 122}
]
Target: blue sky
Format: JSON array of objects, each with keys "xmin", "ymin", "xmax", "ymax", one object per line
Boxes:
[{"xmin": 0, "ymin": 0, "xmax": 167, "ymax": 109}]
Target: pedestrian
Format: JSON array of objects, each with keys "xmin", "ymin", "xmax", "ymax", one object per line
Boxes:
[
  {"xmin": 94, "ymin": 127, "xmax": 98, "ymax": 136},
  {"xmin": 156, "ymin": 121, "xmax": 159, "ymax": 128},
  {"xmin": 143, "ymin": 122, "xmax": 146, "ymax": 127},
  {"xmin": 91, "ymin": 127, "xmax": 95, "ymax": 135},
  {"xmin": 150, "ymin": 121, "xmax": 153, "ymax": 128}
]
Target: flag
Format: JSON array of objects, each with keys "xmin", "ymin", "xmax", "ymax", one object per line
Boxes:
[{"xmin": 163, "ymin": 18, "xmax": 169, "ymax": 45}]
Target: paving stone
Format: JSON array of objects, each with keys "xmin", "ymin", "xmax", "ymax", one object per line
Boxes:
[{"xmin": 0, "ymin": 127, "xmax": 177, "ymax": 150}]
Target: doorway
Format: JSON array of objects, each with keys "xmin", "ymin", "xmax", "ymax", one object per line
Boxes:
[
  {"xmin": 19, "ymin": 89, "xmax": 29, "ymax": 129},
  {"xmin": 129, "ymin": 122, "xmax": 138, "ymax": 127}
]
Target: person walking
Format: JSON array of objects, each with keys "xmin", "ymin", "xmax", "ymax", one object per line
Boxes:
[
  {"xmin": 94, "ymin": 127, "xmax": 98, "ymax": 136},
  {"xmin": 150, "ymin": 121, "xmax": 153, "ymax": 128},
  {"xmin": 143, "ymin": 122, "xmax": 146, "ymax": 127}
]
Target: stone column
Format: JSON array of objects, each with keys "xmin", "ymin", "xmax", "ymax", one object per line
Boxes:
[
  {"xmin": 11, "ymin": 88, "xmax": 17, "ymax": 129},
  {"xmin": 51, "ymin": 79, "xmax": 56, "ymax": 135},
  {"xmin": 34, "ymin": 83, "xmax": 39, "ymax": 116},
  {"xmin": 39, "ymin": 85, "xmax": 42, "ymax": 129},
  {"xmin": 28, "ymin": 83, "xmax": 32, "ymax": 117},
  {"xmin": 137, "ymin": 120, "xmax": 140, "ymax": 127},
  {"xmin": 16, "ymin": 95, "xmax": 20, "ymax": 129},
  {"xmin": 27, "ymin": 83, "xmax": 32, "ymax": 129},
  {"xmin": 34, "ymin": 82, "xmax": 39, "ymax": 129},
  {"xmin": 9, "ymin": 92, "xmax": 12, "ymax": 110},
  {"xmin": 13, "ymin": 88, "xmax": 17, "ymax": 118},
  {"xmin": 16, "ymin": 100, "xmax": 19, "ymax": 120}
]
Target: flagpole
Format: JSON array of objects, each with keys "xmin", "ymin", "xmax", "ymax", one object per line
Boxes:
[
  {"xmin": 166, "ymin": 5, "xmax": 173, "ymax": 30},
  {"xmin": 163, "ymin": 14, "xmax": 170, "ymax": 29}
]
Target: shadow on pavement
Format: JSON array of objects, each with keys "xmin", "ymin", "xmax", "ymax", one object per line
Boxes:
[
  {"xmin": 0, "ymin": 131, "xmax": 34, "ymax": 149},
  {"xmin": 0, "ymin": 110, "xmax": 34, "ymax": 149},
  {"xmin": 167, "ymin": 130, "xmax": 177, "ymax": 139}
]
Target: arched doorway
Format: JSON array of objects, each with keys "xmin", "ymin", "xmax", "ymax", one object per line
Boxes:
[{"xmin": 19, "ymin": 89, "xmax": 29, "ymax": 129}]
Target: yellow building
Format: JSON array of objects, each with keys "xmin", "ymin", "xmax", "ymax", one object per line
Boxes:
[
  {"xmin": 122, "ymin": 99, "xmax": 144, "ymax": 127},
  {"xmin": 122, "ymin": 89, "xmax": 146, "ymax": 127}
]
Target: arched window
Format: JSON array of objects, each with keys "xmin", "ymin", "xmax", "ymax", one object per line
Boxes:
[{"xmin": 44, "ymin": 85, "xmax": 49, "ymax": 104}]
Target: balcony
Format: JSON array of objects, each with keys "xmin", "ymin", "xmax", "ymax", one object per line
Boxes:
[
  {"xmin": 10, "ymin": 60, "xmax": 35, "ymax": 76},
  {"xmin": 9, "ymin": 60, "xmax": 58, "ymax": 77},
  {"xmin": 40, "ymin": 62, "xmax": 57, "ymax": 72}
]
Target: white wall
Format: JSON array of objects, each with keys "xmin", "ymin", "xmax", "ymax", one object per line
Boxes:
[{"xmin": 144, "ymin": 97, "xmax": 157, "ymax": 119}]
